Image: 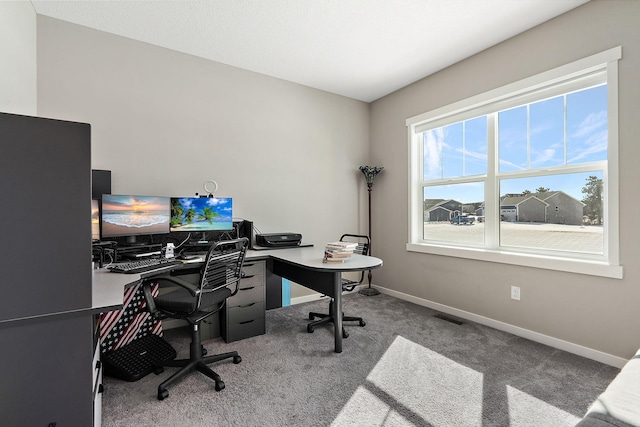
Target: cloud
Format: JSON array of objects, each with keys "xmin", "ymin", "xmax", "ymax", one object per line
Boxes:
[
  {"xmin": 424, "ymin": 129, "xmax": 444, "ymax": 178},
  {"xmin": 571, "ymin": 111, "xmax": 607, "ymax": 138}
]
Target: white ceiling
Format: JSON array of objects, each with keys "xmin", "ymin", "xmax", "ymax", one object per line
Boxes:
[{"xmin": 30, "ymin": 0, "xmax": 589, "ymax": 102}]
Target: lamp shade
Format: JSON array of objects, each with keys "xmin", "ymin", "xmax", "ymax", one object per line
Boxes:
[{"xmin": 359, "ymin": 165, "xmax": 384, "ymax": 184}]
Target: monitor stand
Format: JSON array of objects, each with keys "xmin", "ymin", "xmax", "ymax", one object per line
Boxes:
[{"xmin": 122, "ymin": 235, "xmax": 146, "ymax": 246}]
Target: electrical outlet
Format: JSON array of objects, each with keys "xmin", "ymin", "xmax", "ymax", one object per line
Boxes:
[{"xmin": 511, "ymin": 286, "xmax": 521, "ymax": 301}]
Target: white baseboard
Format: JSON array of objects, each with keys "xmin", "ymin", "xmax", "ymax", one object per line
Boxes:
[
  {"xmin": 370, "ymin": 285, "xmax": 627, "ymax": 368},
  {"xmin": 286, "ymin": 284, "xmax": 626, "ymax": 367},
  {"xmin": 289, "ymin": 284, "xmax": 370, "ymax": 306}
]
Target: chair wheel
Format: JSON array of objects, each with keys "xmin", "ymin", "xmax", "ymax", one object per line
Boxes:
[
  {"xmin": 153, "ymin": 366, "xmax": 164, "ymax": 375},
  {"xmin": 215, "ymin": 381, "xmax": 225, "ymax": 391},
  {"xmin": 158, "ymin": 388, "xmax": 169, "ymax": 400},
  {"xmin": 308, "ymin": 313, "xmax": 315, "ymax": 320},
  {"xmin": 359, "ymin": 320, "xmax": 366, "ymax": 327},
  {"xmin": 342, "ymin": 329, "xmax": 349, "ymax": 339},
  {"xmin": 233, "ymin": 355, "xmax": 242, "ymax": 364},
  {"xmin": 307, "ymin": 325, "xmax": 314, "ymax": 333},
  {"xmin": 201, "ymin": 346, "xmax": 208, "ymax": 356}
]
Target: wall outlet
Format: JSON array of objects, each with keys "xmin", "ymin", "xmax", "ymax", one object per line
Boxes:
[{"xmin": 511, "ymin": 286, "xmax": 521, "ymax": 301}]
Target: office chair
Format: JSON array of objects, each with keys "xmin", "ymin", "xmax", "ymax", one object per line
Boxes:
[
  {"xmin": 307, "ymin": 233, "xmax": 369, "ymax": 338},
  {"xmin": 142, "ymin": 237, "xmax": 249, "ymax": 400}
]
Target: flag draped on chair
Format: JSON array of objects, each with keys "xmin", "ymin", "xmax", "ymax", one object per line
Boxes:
[{"xmin": 100, "ymin": 282, "xmax": 162, "ymax": 353}]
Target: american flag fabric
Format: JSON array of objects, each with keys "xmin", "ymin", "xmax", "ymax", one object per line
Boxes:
[{"xmin": 100, "ymin": 281, "xmax": 162, "ymax": 353}]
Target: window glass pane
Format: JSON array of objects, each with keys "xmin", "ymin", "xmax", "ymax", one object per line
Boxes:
[
  {"xmin": 499, "ymin": 172, "xmax": 603, "ymax": 254},
  {"xmin": 442, "ymin": 123, "xmax": 463, "ymax": 178},
  {"xmin": 423, "ymin": 128, "xmax": 443, "ymax": 180},
  {"xmin": 530, "ymin": 96, "xmax": 564, "ymax": 168},
  {"xmin": 423, "ymin": 182, "xmax": 485, "ymax": 246},
  {"xmin": 498, "ymin": 106, "xmax": 528, "ymax": 172},
  {"xmin": 567, "ymin": 85, "xmax": 607, "ymax": 164},
  {"xmin": 423, "ymin": 117, "xmax": 488, "ymax": 181},
  {"xmin": 464, "ymin": 117, "xmax": 488, "ymax": 176}
]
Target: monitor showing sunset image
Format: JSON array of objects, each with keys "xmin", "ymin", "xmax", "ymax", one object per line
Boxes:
[{"xmin": 101, "ymin": 194, "xmax": 171, "ymax": 238}]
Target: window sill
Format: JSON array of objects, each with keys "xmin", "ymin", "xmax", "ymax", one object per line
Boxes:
[{"xmin": 406, "ymin": 243, "xmax": 623, "ymax": 279}]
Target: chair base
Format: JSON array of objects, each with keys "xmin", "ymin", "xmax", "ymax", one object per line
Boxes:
[
  {"xmin": 155, "ymin": 324, "xmax": 241, "ymax": 400},
  {"xmin": 307, "ymin": 302, "xmax": 366, "ymax": 339}
]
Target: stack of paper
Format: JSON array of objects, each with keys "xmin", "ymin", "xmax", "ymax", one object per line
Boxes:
[{"xmin": 324, "ymin": 241, "xmax": 358, "ymax": 263}]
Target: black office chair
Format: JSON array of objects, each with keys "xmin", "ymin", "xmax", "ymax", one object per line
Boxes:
[
  {"xmin": 307, "ymin": 233, "xmax": 369, "ymax": 338},
  {"xmin": 142, "ymin": 237, "xmax": 248, "ymax": 400}
]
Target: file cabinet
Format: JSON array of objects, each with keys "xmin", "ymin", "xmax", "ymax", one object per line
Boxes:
[{"xmin": 222, "ymin": 260, "xmax": 266, "ymax": 342}]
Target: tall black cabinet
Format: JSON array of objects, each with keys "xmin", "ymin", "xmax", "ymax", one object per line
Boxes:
[{"xmin": 0, "ymin": 113, "xmax": 94, "ymax": 426}]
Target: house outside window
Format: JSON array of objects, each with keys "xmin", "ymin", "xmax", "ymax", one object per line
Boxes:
[{"xmin": 406, "ymin": 48, "xmax": 622, "ymax": 279}]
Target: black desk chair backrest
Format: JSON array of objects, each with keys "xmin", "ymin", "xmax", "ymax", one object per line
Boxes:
[
  {"xmin": 339, "ymin": 233, "xmax": 370, "ymax": 291},
  {"xmin": 142, "ymin": 237, "xmax": 249, "ymax": 400},
  {"xmin": 307, "ymin": 233, "xmax": 369, "ymax": 338}
]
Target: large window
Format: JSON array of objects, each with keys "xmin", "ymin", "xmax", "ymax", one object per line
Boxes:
[{"xmin": 407, "ymin": 48, "xmax": 622, "ymax": 278}]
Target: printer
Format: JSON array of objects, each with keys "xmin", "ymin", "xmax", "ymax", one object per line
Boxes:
[{"xmin": 255, "ymin": 233, "xmax": 302, "ymax": 247}]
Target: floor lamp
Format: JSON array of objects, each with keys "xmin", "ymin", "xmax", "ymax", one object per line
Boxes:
[{"xmin": 358, "ymin": 165, "xmax": 383, "ymax": 296}]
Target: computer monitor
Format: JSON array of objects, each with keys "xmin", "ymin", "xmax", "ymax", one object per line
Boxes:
[
  {"xmin": 91, "ymin": 199, "xmax": 100, "ymax": 242},
  {"xmin": 170, "ymin": 197, "xmax": 233, "ymax": 233},
  {"xmin": 101, "ymin": 194, "xmax": 171, "ymax": 244}
]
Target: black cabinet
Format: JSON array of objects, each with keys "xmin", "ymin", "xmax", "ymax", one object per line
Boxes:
[
  {"xmin": 0, "ymin": 113, "xmax": 93, "ymax": 426},
  {"xmin": 222, "ymin": 260, "xmax": 266, "ymax": 342}
]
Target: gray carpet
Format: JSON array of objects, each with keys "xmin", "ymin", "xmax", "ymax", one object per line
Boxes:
[{"xmin": 101, "ymin": 293, "xmax": 619, "ymax": 427}]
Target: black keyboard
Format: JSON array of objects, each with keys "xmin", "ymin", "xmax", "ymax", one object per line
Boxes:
[{"xmin": 108, "ymin": 258, "xmax": 184, "ymax": 274}]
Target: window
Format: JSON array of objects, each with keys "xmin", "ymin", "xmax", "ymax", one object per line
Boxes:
[{"xmin": 406, "ymin": 47, "xmax": 622, "ymax": 278}]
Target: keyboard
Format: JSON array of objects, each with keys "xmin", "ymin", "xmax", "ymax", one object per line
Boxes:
[{"xmin": 108, "ymin": 258, "xmax": 184, "ymax": 274}]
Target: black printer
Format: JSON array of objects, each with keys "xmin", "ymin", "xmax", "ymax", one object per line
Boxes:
[{"xmin": 255, "ymin": 233, "xmax": 302, "ymax": 247}]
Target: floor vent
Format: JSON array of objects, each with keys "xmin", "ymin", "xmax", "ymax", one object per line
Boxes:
[{"xmin": 434, "ymin": 313, "xmax": 465, "ymax": 325}]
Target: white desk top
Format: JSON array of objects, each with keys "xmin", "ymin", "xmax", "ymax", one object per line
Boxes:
[
  {"xmin": 253, "ymin": 245, "xmax": 382, "ymax": 272},
  {"xmin": 92, "ymin": 244, "xmax": 382, "ymax": 312},
  {"xmin": 92, "ymin": 268, "xmax": 142, "ymax": 311}
]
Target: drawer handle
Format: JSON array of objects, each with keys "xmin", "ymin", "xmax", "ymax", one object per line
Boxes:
[
  {"xmin": 242, "ymin": 274, "xmax": 256, "ymax": 279},
  {"xmin": 240, "ymin": 286, "xmax": 256, "ymax": 291},
  {"xmin": 239, "ymin": 319, "xmax": 255, "ymax": 325},
  {"xmin": 239, "ymin": 303, "xmax": 256, "ymax": 308}
]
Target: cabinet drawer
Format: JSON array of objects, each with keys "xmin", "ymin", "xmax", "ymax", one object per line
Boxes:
[
  {"xmin": 242, "ymin": 261, "xmax": 265, "ymax": 277},
  {"xmin": 228, "ymin": 301, "xmax": 265, "ymax": 324},
  {"xmin": 225, "ymin": 317, "xmax": 265, "ymax": 342},
  {"xmin": 239, "ymin": 273, "xmax": 264, "ymax": 290},
  {"xmin": 231, "ymin": 282, "xmax": 264, "ymax": 306}
]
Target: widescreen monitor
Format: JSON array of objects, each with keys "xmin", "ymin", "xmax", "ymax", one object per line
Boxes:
[
  {"xmin": 101, "ymin": 194, "xmax": 171, "ymax": 244},
  {"xmin": 91, "ymin": 199, "xmax": 100, "ymax": 242},
  {"xmin": 170, "ymin": 197, "xmax": 233, "ymax": 232}
]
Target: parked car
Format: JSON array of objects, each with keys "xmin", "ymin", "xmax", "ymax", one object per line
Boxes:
[{"xmin": 450, "ymin": 216, "xmax": 475, "ymax": 225}]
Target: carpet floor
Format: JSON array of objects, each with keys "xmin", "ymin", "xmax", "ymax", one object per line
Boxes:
[{"xmin": 101, "ymin": 293, "xmax": 619, "ymax": 426}]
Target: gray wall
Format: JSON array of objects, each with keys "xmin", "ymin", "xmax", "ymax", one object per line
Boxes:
[
  {"xmin": 0, "ymin": 1, "xmax": 36, "ymax": 115},
  {"xmin": 35, "ymin": 16, "xmax": 371, "ymax": 298},
  {"xmin": 370, "ymin": 0, "xmax": 640, "ymax": 361}
]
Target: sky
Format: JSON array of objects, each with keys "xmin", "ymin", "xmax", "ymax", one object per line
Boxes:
[{"xmin": 423, "ymin": 84, "xmax": 607, "ymax": 203}]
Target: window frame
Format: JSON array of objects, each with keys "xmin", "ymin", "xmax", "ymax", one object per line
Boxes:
[{"xmin": 406, "ymin": 47, "xmax": 622, "ymax": 279}]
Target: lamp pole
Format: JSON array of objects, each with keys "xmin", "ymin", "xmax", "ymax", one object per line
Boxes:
[{"xmin": 359, "ymin": 166, "xmax": 383, "ymax": 296}]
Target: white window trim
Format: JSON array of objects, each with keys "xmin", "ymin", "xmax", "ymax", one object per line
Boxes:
[{"xmin": 406, "ymin": 47, "xmax": 623, "ymax": 279}]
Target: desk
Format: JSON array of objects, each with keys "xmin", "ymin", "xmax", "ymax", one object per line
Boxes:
[
  {"xmin": 93, "ymin": 246, "xmax": 382, "ymax": 353},
  {"xmin": 261, "ymin": 246, "xmax": 382, "ymax": 353}
]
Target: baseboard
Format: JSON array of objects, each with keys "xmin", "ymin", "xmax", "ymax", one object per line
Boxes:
[
  {"xmin": 374, "ymin": 285, "xmax": 627, "ymax": 369},
  {"xmin": 289, "ymin": 284, "xmax": 370, "ymax": 306}
]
